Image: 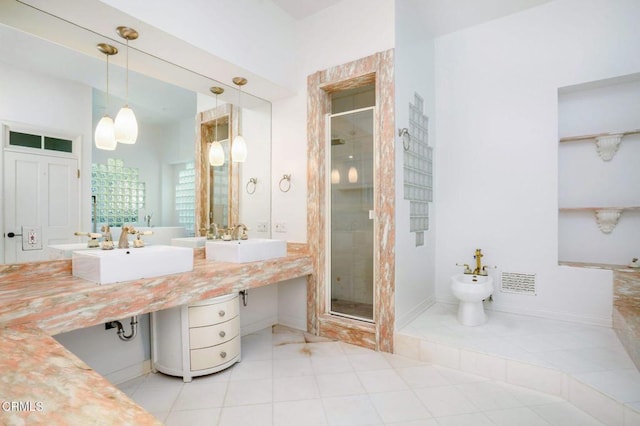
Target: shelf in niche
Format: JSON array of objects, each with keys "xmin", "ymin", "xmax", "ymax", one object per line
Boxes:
[
  {"xmin": 559, "ymin": 206, "xmax": 640, "ymax": 234},
  {"xmin": 559, "ymin": 129, "xmax": 640, "ymax": 161}
]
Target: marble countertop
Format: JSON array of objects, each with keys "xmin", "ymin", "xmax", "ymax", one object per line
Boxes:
[{"xmin": 0, "ymin": 244, "xmax": 312, "ymax": 424}]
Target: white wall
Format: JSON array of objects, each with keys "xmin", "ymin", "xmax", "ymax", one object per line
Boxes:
[
  {"xmin": 434, "ymin": 0, "xmax": 640, "ymax": 325},
  {"xmin": 393, "ymin": 0, "xmax": 438, "ymax": 329},
  {"xmin": 0, "ymin": 62, "xmax": 93, "ymax": 239},
  {"xmin": 101, "ymin": 0, "xmax": 297, "ymax": 91},
  {"xmin": 273, "ymin": 0, "xmax": 395, "ymax": 329},
  {"xmin": 559, "ymin": 77, "xmax": 640, "ymax": 265}
]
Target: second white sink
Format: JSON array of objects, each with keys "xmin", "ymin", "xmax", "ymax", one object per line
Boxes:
[
  {"xmin": 205, "ymin": 239, "xmax": 287, "ymax": 263},
  {"xmin": 171, "ymin": 236, "xmax": 207, "ymax": 248},
  {"xmin": 72, "ymin": 245, "xmax": 194, "ymax": 285}
]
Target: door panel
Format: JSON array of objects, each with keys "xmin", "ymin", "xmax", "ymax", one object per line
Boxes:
[{"xmin": 3, "ymin": 151, "xmax": 78, "ymax": 263}]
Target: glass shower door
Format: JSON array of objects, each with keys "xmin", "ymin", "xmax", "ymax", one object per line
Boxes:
[{"xmin": 329, "ymin": 107, "xmax": 374, "ymax": 321}]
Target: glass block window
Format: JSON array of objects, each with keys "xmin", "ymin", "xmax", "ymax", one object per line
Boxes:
[
  {"xmin": 91, "ymin": 158, "xmax": 145, "ymax": 227},
  {"xmin": 403, "ymin": 92, "xmax": 433, "ymax": 247},
  {"xmin": 175, "ymin": 162, "xmax": 196, "ymax": 235}
]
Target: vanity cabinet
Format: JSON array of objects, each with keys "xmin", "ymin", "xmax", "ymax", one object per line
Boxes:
[{"xmin": 151, "ymin": 293, "xmax": 241, "ymax": 382}]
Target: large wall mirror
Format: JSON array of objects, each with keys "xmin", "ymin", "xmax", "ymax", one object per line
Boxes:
[{"xmin": 0, "ymin": 4, "xmax": 272, "ymax": 264}]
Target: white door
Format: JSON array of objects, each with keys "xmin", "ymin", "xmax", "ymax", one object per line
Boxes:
[{"xmin": 3, "ymin": 151, "xmax": 79, "ymax": 263}]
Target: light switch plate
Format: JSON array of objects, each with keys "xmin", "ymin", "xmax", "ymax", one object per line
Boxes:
[
  {"xmin": 275, "ymin": 222, "xmax": 287, "ymax": 233},
  {"xmin": 256, "ymin": 221, "xmax": 268, "ymax": 232}
]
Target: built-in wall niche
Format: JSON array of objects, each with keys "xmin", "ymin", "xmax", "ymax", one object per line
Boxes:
[{"xmin": 558, "ymin": 74, "xmax": 640, "ymax": 266}]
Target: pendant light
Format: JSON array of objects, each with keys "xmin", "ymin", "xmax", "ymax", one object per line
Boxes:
[
  {"xmin": 348, "ymin": 166, "xmax": 359, "ymax": 183},
  {"xmin": 114, "ymin": 26, "xmax": 139, "ymax": 144},
  {"xmin": 231, "ymin": 77, "xmax": 248, "ymax": 163},
  {"xmin": 94, "ymin": 43, "xmax": 118, "ymax": 151},
  {"xmin": 208, "ymin": 87, "xmax": 225, "ymax": 166}
]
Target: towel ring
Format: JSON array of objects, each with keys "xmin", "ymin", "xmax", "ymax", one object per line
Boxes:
[
  {"xmin": 398, "ymin": 128, "xmax": 410, "ymax": 151},
  {"xmin": 245, "ymin": 177, "xmax": 257, "ymax": 194},
  {"xmin": 279, "ymin": 174, "xmax": 291, "ymax": 192}
]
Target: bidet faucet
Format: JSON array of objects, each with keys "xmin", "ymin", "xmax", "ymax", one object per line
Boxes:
[
  {"xmin": 456, "ymin": 263, "xmax": 472, "ymax": 274},
  {"xmin": 473, "ymin": 249, "xmax": 484, "ymax": 275}
]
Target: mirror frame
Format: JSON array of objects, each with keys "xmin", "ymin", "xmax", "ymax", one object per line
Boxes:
[{"xmin": 195, "ymin": 103, "xmax": 240, "ymax": 236}]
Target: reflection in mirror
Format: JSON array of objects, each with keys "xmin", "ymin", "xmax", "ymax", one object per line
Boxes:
[
  {"xmin": 0, "ymin": 5, "xmax": 272, "ymax": 264},
  {"xmin": 195, "ymin": 103, "xmax": 239, "ymax": 232}
]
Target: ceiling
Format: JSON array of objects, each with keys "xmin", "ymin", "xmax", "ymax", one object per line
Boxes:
[
  {"xmin": 273, "ymin": 0, "xmax": 555, "ymax": 36},
  {"xmin": 271, "ymin": 0, "xmax": 343, "ymax": 19}
]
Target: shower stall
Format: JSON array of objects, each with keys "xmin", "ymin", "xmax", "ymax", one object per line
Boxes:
[{"xmin": 328, "ymin": 86, "xmax": 375, "ymax": 321}]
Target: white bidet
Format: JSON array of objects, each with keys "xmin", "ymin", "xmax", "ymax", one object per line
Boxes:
[{"xmin": 451, "ymin": 274, "xmax": 493, "ymax": 326}]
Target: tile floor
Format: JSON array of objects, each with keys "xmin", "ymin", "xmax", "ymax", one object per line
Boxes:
[
  {"xmin": 398, "ymin": 303, "xmax": 640, "ymax": 413},
  {"xmin": 118, "ymin": 325, "xmax": 603, "ymax": 425}
]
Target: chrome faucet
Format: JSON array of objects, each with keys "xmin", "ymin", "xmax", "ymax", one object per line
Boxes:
[
  {"xmin": 230, "ymin": 224, "xmax": 248, "ymax": 240},
  {"xmin": 101, "ymin": 225, "xmax": 113, "ymax": 242},
  {"xmin": 144, "ymin": 213, "xmax": 153, "ymax": 227},
  {"xmin": 118, "ymin": 225, "xmax": 133, "ymax": 249},
  {"xmin": 208, "ymin": 223, "xmax": 219, "ymax": 240}
]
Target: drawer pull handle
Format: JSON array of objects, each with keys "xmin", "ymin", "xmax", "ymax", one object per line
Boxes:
[
  {"xmin": 220, "ymin": 351, "xmax": 227, "ymax": 359},
  {"xmin": 219, "ymin": 331, "xmax": 226, "ymax": 338},
  {"xmin": 218, "ymin": 310, "xmax": 226, "ymax": 317}
]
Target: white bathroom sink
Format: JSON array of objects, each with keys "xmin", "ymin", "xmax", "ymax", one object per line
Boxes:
[
  {"xmin": 48, "ymin": 243, "xmax": 99, "ymax": 260},
  {"xmin": 135, "ymin": 226, "xmax": 187, "ymax": 245},
  {"xmin": 171, "ymin": 236, "xmax": 207, "ymax": 248},
  {"xmin": 72, "ymin": 245, "xmax": 194, "ymax": 285},
  {"xmin": 205, "ymin": 239, "xmax": 287, "ymax": 263}
]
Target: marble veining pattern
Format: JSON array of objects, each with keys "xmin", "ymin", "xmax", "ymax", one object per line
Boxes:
[
  {"xmin": 0, "ymin": 245, "xmax": 311, "ymax": 335},
  {"xmin": 613, "ymin": 269, "xmax": 640, "ymax": 369},
  {"xmin": 0, "ymin": 326, "xmax": 161, "ymax": 425},
  {"xmin": 307, "ymin": 49, "xmax": 395, "ymax": 352},
  {"xmin": 0, "ymin": 244, "xmax": 312, "ymax": 423}
]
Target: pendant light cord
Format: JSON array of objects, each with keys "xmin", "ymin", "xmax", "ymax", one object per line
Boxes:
[
  {"xmin": 214, "ymin": 93, "xmax": 218, "ymax": 142},
  {"xmin": 106, "ymin": 53, "xmax": 110, "ymax": 110},
  {"xmin": 236, "ymin": 83, "xmax": 242, "ymax": 135},
  {"xmin": 125, "ymin": 38, "xmax": 129, "ymax": 104}
]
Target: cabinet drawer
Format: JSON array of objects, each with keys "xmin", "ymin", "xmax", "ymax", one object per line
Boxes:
[
  {"xmin": 190, "ymin": 336, "xmax": 240, "ymax": 371},
  {"xmin": 188, "ymin": 296, "xmax": 239, "ymax": 327},
  {"xmin": 189, "ymin": 316, "xmax": 240, "ymax": 349}
]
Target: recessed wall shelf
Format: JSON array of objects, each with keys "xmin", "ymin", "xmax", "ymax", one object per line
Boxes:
[
  {"xmin": 559, "ymin": 206, "xmax": 640, "ymax": 233},
  {"xmin": 559, "ymin": 129, "xmax": 640, "ymax": 161}
]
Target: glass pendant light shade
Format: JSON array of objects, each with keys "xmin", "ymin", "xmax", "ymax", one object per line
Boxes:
[
  {"xmin": 348, "ymin": 166, "xmax": 358, "ymax": 183},
  {"xmin": 95, "ymin": 115, "xmax": 117, "ymax": 150},
  {"xmin": 209, "ymin": 141, "xmax": 225, "ymax": 166},
  {"xmin": 115, "ymin": 105, "xmax": 138, "ymax": 144},
  {"xmin": 331, "ymin": 169, "xmax": 341, "ymax": 184},
  {"xmin": 232, "ymin": 135, "xmax": 247, "ymax": 163}
]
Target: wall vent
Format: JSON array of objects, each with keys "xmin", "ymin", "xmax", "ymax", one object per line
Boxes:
[{"xmin": 501, "ymin": 272, "xmax": 536, "ymax": 295}]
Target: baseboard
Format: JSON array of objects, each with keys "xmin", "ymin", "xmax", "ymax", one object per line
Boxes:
[
  {"xmin": 277, "ymin": 314, "xmax": 307, "ymax": 332},
  {"xmin": 105, "ymin": 359, "xmax": 152, "ymax": 385},
  {"xmin": 435, "ymin": 296, "xmax": 612, "ymax": 327},
  {"xmin": 395, "ymin": 295, "xmax": 436, "ymax": 330},
  {"xmin": 241, "ymin": 315, "xmax": 278, "ymax": 336}
]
